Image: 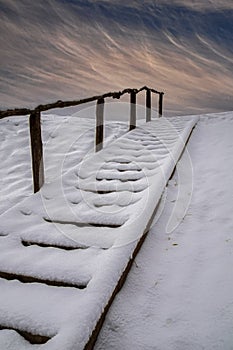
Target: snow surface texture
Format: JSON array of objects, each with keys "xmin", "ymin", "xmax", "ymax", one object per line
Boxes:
[
  {"xmin": 0, "ymin": 114, "xmax": 128, "ymax": 215},
  {"xmin": 95, "ymin": 112, "xmax": 233, "ymax": 350},
  {"xmin": 0, "ymin": 116, "xmax": 198, "ymax": 349}
]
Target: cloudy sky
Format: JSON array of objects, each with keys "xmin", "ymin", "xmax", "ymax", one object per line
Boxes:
[{"xmin": 0, "ymin": 0, "xmax": 233, "ymax": 116}]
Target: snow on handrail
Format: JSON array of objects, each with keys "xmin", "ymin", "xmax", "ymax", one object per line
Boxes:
[
  {"xmin": 0, "ymin": 86, "xmax": 163, "ymax": 118},
  {"xmin": 0, "ymin": 86, "xmax": 164, "ymax": 193}
]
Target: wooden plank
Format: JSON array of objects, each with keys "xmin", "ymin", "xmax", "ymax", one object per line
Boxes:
[
  {"xmin": 159, "ymin": 92, "xmax": 164, "ymax": 117},
  {"xmin": 129, "ymin": 91, "xmax": 136, "ymax": 130},
  {"xmin": 29, "ymin": 110, "xmax": 44, "ymax": 193},
  {"xmin": 146, "ymin": 89, "xmax": 151, "ymax": 122},
  {"xmin": 96, "ymin": 98, "xmax": 105, "ymax": 152}
]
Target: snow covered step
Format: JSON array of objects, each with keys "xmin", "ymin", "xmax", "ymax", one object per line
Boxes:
[
  {"xmin": 96, "ymin": 168, "xmax": 144, "ymax": 181},
  {"xmin": 21, "ymin": 240, "xmax": 90, "ymax": 250},
  {"xmin": 0, "ymin": 271, "xmax": 87, "ymax": 289},
  {"xmin": 0, "ymin": 116, "xmax": 199, "ymax": 350},
  {"xmin": 0, "ymin": 277, "xmax": 86, "ymax": 345},
  {"xmin": 0, "ymin": 326, "xmax": 50, "ymax": 345},
  {"xmin": 0, "ymin": 235, "xmax": 105, "ymax": 286}
]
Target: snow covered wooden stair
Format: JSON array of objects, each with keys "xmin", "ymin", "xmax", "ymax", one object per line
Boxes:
[{"xmin": 0, "ymin": 116, "xmax": 198, "ymax": 350}]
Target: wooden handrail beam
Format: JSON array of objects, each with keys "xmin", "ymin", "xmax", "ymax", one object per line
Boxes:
[
  {"xmin": 1, "ymin": 86, "xmax": 164, "ymax": 193},
  {"xmin": 0, "ymin": 86, "xmax": 164, "ymax": 119}
]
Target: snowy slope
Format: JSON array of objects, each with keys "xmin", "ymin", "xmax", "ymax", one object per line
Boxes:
[
  {"xmin": 95, "ymin": 112, "xmax": 233, "ymax": 350},
  {"xmin": 0, "ymin": 115, "xmax": 128, "ymax": 215},
  {"xmin": 0, "ymin": 115, "xmax": 198, "ymax": 349}
]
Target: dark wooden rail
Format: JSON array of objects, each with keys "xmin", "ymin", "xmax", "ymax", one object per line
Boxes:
[
  {"xmin": 129, "ymin": 91, "xmax": 137, "ymax": 131},
  {"xmin": 96, "ymin": 98, "xmax": 105, "ymax": 152},
  {"xmin": 29, "ymin": 110, "xmax": 44, "ymax": 193},
  {"xmin": 0, "ymin": 86, "xmax": 164, "ymax": 193}
]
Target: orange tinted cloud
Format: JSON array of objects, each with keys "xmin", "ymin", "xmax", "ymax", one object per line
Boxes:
[{"xmin": 0, "ymin": 0, "xmax": 232, "ymax": 116}]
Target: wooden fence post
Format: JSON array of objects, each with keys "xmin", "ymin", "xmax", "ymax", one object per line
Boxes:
[
  {"xmin": 96, "ymin": 98, "xmax": 105, "ymax": 152},
  {"xmin": 129, "ymin": 91, "xmax": 136, "ymax": 131},
  {"xmin": 29, "ymin": 110, "xmax": 44, "ymax": 193},
  {"xmin": 146, "ymin": 89, "xmax": 151, "ymax": 122},
  {"xmin": 159, "ymin": 92, "xmax": 164, "ymax": 117}
]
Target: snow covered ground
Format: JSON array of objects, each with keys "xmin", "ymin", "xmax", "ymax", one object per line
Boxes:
[
  {"xmin": 0, "ymin": 114, "xmax": 128, "ymax": 215},
  {"xmin": 0, "ymin": 113, "xmax": 197, "ymax": 349},
  {"xmin": 0, "ymin": 111, "xmax": 232, "ymax": 350},
  {"xmin": 95, "ymin": 112, "xmax": 233, "ymax": 350}
]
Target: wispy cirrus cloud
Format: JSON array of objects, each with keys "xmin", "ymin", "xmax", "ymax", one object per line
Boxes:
[{"xmin": 0, "ymin": 0, "xmax": 232, "ymax": 115}]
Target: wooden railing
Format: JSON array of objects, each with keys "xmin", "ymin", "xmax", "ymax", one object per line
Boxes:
[{"xmin": 0, "ymin": 86, "xmax": 164, "ymax": 193}]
